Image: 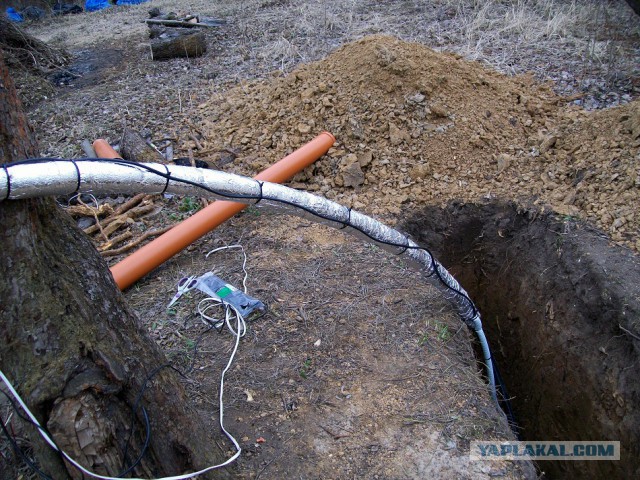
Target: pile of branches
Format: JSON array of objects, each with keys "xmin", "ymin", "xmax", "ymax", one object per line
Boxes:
[
  {"xmin": 0, "ymin": 16, "xmax": 70, "ymax": 73},
  {"xmin": 67, "ymin": 193, "xmax": 171, "ymax": 257}
]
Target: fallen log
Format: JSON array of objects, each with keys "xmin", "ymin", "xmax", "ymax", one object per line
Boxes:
[
  {"xmin": 121, "ymin": 129, "xmax": 164, "ymax": 162},
  {"xmin": 145, "ymin": 19, "xmax": 214, "ymax": 28}
]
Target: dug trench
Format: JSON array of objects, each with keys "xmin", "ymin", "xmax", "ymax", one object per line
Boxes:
[{"xmin": 403, "ymin": 201, "xmax": 640, "ymax": 479}]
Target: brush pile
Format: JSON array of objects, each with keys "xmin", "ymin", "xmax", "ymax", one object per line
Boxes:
[{"xmin": 0, "ymin": 16, "xmax": 70, "ymax": 73}]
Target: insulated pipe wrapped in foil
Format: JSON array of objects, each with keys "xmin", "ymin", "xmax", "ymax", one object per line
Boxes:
[
  {"xmin": 347, "ymin": 210, "xmax": 409, "ymax": 255},
  {"xmin": 0, "ymin": 159, "xmax": 496, "ymax": 401},
  {"xmin": 1, "ymin": 160, "xmax": 478, "ymax": 326},
  {"xmin": 2, "ymin": 161, "xmax": 80, "ymax": 199},
  {"xmin": 1, "ymin": 160, "xmax": 475, "ymax": 322},
  {"xmin": 164, "ymin": 164, "xmax": 264, "ymax": 201},
  {"xmin": 258, "ymin": 181, "xmax": 348, "ymax": 230},
  {"xmin": 0, "ymin": 161, "xmax": 264, "ymax": 203},
  {"xmin": 79, "ymin": 161, "xmax": 168, "ymax": 195},
  {"xmin": 433, "ymin": 263, "xmax": 477, "ymax": 324}
]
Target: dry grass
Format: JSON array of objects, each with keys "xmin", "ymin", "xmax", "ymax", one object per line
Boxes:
[
  {"xmin": 28, "ymin": 0, "xmax": 637, "ymax": 101},
  {"xmin": 441, "ymin": 1, "xmax": 639, "ymax": 92}
]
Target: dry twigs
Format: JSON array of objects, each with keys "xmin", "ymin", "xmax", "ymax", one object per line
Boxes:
[
  {"xmin": 98, "ymin": 230, "xmax": 134, "ymax": 252},
  {"xmin": 65, "ymin": 193, "xmax": 166, "ymax": 256},
  {"xmin": 0, "ymin": 16, "xmax": 70, "ymax": 72},
  {"xmin": 101, "ymin": 226, "xmax": 172, "ymax": 257},
  {"xmin": 83, "ymin": 194, "xmax": 152, "ymax": 235}
]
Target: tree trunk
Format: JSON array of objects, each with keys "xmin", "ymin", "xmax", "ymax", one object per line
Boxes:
[
  {"xmin": 0, "ymin": 51, "xmax": 231, "ymax": 478},
  {"xmin": 121, "ymin": 129, "xmax": 164, "ymax": 163}
]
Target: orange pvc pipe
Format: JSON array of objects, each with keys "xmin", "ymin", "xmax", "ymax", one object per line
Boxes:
[
  {"xmin": 110, "ymin": 131, "xmax": 336, "ymax": 290},
  {"xmin": 92, "ymin": 139, "xmax": 122, "ymax": 159}
]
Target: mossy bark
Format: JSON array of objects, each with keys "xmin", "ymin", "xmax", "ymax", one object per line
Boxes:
[{"xmin": 0, "ymin": 51, "xmax": 231, "ymax": 478}]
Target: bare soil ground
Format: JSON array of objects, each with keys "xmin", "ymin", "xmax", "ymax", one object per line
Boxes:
[
  {"xmin": 125, "ymin": 215, "xmax": 527, "ymax": 479},
  {"xmin": 2, "ymin": 1, "xmax": 640, "ymax": 479}
]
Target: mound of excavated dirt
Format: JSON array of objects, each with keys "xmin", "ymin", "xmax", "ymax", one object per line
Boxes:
[
  {"xmin": 545, "ymin": 105, "xmax": 640, "ymax": 247},
  {"xmin": 189, "ymin": 35, "xmax": 639, "ymax": 252}
]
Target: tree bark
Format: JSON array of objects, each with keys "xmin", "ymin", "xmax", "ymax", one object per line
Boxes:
[{"xmin": 0, "ymin": 51, "xmax": 231, "ymax": 478}]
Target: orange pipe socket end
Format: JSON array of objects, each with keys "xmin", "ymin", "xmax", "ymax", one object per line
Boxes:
[
  {"xmin": 110, "ymin": 132, "xmax": 336, "ymax": 290},
  {"xmin": 92, "ymin": 139, "xmax": 122, "ymax": 159}
]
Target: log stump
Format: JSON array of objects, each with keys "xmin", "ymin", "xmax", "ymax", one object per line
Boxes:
[
  {"xmin": 120, "ymin": 129, "xmax": 164, "ymax": 162},
  {"xmin": 150, "ymin": 28, "xmax": 206, "ymax": 60}
]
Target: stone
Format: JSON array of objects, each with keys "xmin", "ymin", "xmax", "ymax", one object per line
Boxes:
[
  {"xmin": 410, "ymin": 164, "xmax": 430, "ymax": 180},
  {"xmin": 77, "ymin": 217, "xmax": 95, "ymax": 230},
  {"xmin": 430, "ymin": 104, "xmax": 448, "ymax": 118},
  {"xmin": 540, "ymin": 135, "xmax": 558, "ymax": 153},
  {"xmin": 300, "ymin": 88, "xmax": 316, "ymax": 99},
  {"xmin": 389, "ymin": 122, "xmax": 409, "ymax": 145},
  {"xmin": 341, "ymin": 158, "xmax": 365, "ymax": 188},
  {"xmin": 358, "ymin": 151, "xmax": 373, "ymax": 167},
  {"xmin": 497, "ymin": 154, "xmax": 511, "ymax": 173},
  {"xmin": 407, "ymin": 92, "xmax": 426, "ymax": 104},
  {"xmin": 297, "ymin": 123, "xmax": 312, "ymax": 134}
]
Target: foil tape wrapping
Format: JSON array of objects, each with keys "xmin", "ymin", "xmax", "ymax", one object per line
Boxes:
[
  {"xmin": 79, "ymin": 161, "xmax": 167, "ymax": 195},
  {"xmin": 1, "ymin": 160, "xmax": 480, "ymax": 326},
  {"xmin": 164, "ymin": 164, "xmax": 262, "ymax": 201},
  {"xmin": 258, "ymin": 182, "xmax": 351, "ymax": 230},
  {"xmin": 2, "ymin": 161, "xmax": 80, "ymax": 200}
]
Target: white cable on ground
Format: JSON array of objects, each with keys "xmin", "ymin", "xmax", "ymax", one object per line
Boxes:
[{"xmin": 206, "ymin": 245, "xmax": 249, "ymax": 293}]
